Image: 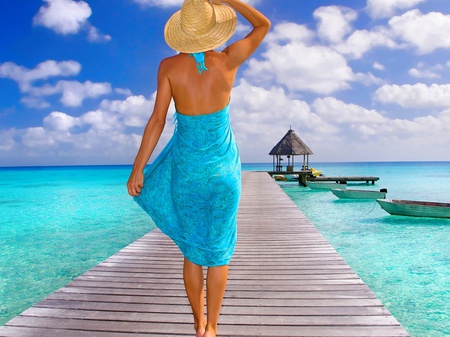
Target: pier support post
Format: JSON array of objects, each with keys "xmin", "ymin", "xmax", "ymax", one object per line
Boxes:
[{"xmin": 298, "ymin": 173, "xmax": 308, "ymax": 187}]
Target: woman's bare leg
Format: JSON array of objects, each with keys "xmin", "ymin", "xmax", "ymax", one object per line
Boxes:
[
  {"xmin": 183, "ymin": 258, "xmax": 206, "ymax": 337},
  {"xmin": 204, "ymin": 265, "xmax": 229, "ymax": 337}
]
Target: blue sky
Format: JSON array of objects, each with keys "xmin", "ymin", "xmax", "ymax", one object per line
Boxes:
[{"xmin": 1, "ymin": 0, "xmax": 450, "ymax": 166}]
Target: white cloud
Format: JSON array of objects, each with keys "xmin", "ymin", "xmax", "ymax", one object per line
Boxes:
[
  {"xmin": 314, "ymin": 6, "xmax": 357, "ymax": 44},
  {"xmin": 230, "ymin": 82, "xmax": 450, "ymax": 162},
  {"xmin": 33, "ymin": 0, "xmax": 110, "ymax": 42},
  {"xmin": 43, "ymin": 111, "xmax": 80, "ymax": 131},
  {"xmin": 87, "ymin": 25, "xmax": 112, "ymax": 43},
  {"xmin": 230, "ymin": 80, "xmax": 337, "ymax": 161},
  {"xmin": 247, "ymin": 44, "xmax": 353, "ymax": 94},
  {"xmin": 28, "ymin": 80, "xmax": 112, "ymax": 107},
  {"xmin": 80, "ymin": 109, "xmax": 120, "ymax": 131},
  {"xmin": 20, "ymin": 97, "xmax": 51, "ymax": 109},
  {"xmin": 3, "ymin": 82, "xmax": 450, "ymax": 164},
  {"xmin": 355, "ymin": 72, "xmax": 384, "ymax": 86},
  {"xmin": 308, "ymin": 97, "xmax": 450, "ymax": 161},
  {"xmin": 389, "ymin": 10, "xmax": 450, "ymax": 54},
  {"xmin": 312, "ymin": 97, "xmax": 386, "ymax": 125},
  {"xmin": 59, "ymin": 81, "xmax": 112, "ymax": 107},
  {"xmin": 333, "ymin": 26, "xmax": 399, "ymax": 59},
  {"xmin": 100, "ymin": 95, "xmax": 154, "ymax": 127},
  {"xmin": 408, "ymin": 62, "xmax": 442, "ymax": 79},
  {"xmin": 373, "ymin": 62, "xmax": 385, "ymax": 71},
  {"xmin": 366, "ymin": 0, "xmax": 426, "ymax": 19},
  {"xmin": 0, "ymin": 60, "xmax": 81, "ymax": 91},
  {"xmin": 22, "ymin": 127, "xmax": 56, "ymax": 148},
  {"xmin": 0, "ymin": 94, "xmax": 175, "ymax": 165},
  {"xmin": 115, "ymin": 88, "xmax": 133, "ymax": 96},
  {"xmin": 33, "ymin": 0, "xmax": 92, "ymax": 34},
  {"xmin": 0, "ymin": 129, "xmax": 16, "ymax": 151},
  {"xmin": 0, "ymin": 60, "xmax": 114, "ymax": 108},
  {"xmin": 374, "ymin": 83, "xmax": 450, "ymax": 108},
  {"xmin": 246, "ymin": 22, "xmax": 380, "ymax": 95},
  {"xmin": 264, "ymin": 22, "xmax": 314, "ymax": 45}
]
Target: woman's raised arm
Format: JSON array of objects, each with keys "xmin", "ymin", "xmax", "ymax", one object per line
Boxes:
[{"xmin": 218, "ymin": 0, "xmax": 271, "ymax": 67}]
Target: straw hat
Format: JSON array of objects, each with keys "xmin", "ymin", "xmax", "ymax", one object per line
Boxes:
[{"xmin": 164, "ymin": 0, "xmax": 237, "ymax": 53}]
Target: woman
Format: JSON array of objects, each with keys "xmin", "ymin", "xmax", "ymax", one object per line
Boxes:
[{"xmin": 127, "ymin": 1, "xmax": 270, "ymax": 336}]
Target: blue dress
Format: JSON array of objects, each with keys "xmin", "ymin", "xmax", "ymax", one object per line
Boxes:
[{"xmin": 134, "ymin": 101, "xmax": 241, "ymax": 266}]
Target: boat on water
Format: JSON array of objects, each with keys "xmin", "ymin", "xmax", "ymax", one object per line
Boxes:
[
  {"xmin": 273, "ymin": 174, "xmax": 299, "ymax": 182},
  {"xmin": 285, "ymin": 174, "xmax": 299, "ymax": 181},
  {"xmin": 310, "ymin": 167, "xmax": 322, "ymax": 177},
  {"xmin": 307, "ymin": 181, "xmax": 347, "ymax": 190},
  {"xmin": 377, "ymin": 199, "xmax": 450, "ymax": 218},
  {"xmin": 332, "ymin": 188, "xmax": 387, "ymax": 200},
  {"xmin": 273, "ymin": 174, "xmax": 288, "ymax": 181}
]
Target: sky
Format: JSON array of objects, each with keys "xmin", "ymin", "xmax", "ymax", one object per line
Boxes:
[{"xmin": 1, "ymin": 0, "xmax": 450, "ymax": 166}]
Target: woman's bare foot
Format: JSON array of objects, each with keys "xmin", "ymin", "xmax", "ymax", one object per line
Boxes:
[
  {"xmin": 196, "ymin": 327, "xmax": 206, "ymax": 337},
  {"xmin": 195, "ymin": 319, "xmax": 206, "ymax": 337},
  {"xmin": 202, "ymin": 324, "xmax": 217, "ymax": 337}
]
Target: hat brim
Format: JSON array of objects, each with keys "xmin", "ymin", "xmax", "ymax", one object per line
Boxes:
[{"xmin": 164, "ymin": 4, "xmax": 237, "ymax": 53}]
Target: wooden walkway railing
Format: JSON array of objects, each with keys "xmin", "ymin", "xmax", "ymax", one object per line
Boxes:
[{"xmin": 0, "ymin": 172, "xmax": 409, "ymax": 337}]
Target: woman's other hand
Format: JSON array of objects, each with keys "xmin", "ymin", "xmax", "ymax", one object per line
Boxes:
[{"xmin": 127, "ymin": 170, "xmax": 144, "ymax": 196}]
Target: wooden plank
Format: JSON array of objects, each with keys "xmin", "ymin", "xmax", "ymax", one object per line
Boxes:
[
  {"xmin": 34, "ymin": 299, "xmax": 392, "ymax": 316},
  {"xmin": 2, "ymin": 317, "xmax": 410, "ymax": 337},
  {"xmin": 0, "ymin": 171, "xmax": 409, "ymax": 337},
  {"xmin": 19, "ymin": 307, "xmax": 402, "ymax": 326}
]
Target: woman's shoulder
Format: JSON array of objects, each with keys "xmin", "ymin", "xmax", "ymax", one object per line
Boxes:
[
  {"xmin": 158, "ymin": 53, "xmax": 190, "ymax": 73},
  {"xmin": 161, "ymin": 53, "xmax": 188, "ymax": 64}
]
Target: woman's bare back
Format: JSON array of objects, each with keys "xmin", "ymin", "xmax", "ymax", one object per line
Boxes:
[{"xmin": 163, "ymin": 51, "xmax": 238, "ymax": 116}]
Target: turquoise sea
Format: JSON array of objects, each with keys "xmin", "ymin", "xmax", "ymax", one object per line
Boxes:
[{"xmin": 0, "ymin": 162, "xmax": 449, "ymax": 336}]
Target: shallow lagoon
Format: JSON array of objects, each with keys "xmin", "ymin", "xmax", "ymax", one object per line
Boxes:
[
  {"xmin": 276, "ymin": 162, "xmax": 450, "ymax": 337},
  {"xmin": 1, "ymin": 162, "xmax": 449, "ymax": 336}
]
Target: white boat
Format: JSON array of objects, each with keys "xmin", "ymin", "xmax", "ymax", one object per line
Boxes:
[
  {"xmin": 332, "ymin": 188, "xmax": 387, "ymax": 200},
  {"xmin": 285, "ymin": 174, "xmax": 299, "ymax": 181},
  {"xmin": 273, "ymin": 174, "xmax": 300, "ymax": 182},
  {"xmin": 307, "ymin": 181, "xmax": 347, "ymax": 190},
  {"xmin": 377, "ymin": 199, "xmax": 450, "ymax": 218}
]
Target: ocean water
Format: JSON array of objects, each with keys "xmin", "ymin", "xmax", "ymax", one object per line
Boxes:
[
  {"xmin": 271, "ymin": 162, "xmax": 450, "ymax": 337},
  {"xmin": 0, "ymin": 166, "xmax": 154, "ymax": 325},
  {"xmin": 0, "ymin": 162, "xmax": 449, "ymax": 337}
]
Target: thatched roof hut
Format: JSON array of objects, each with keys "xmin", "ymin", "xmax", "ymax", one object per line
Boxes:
[{"xmin": 269, "ymin": 128, "xmax": 313, "ymax": 172}]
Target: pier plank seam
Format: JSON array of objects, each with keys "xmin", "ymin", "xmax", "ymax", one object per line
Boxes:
[{"xmin": 0, "ymin": 171, "xmax": 409, "ymax": 337}]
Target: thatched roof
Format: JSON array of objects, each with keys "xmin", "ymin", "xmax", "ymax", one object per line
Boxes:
[{"xmin": 269, "ymin": 129, "xmax": 313, "ymax": 155}]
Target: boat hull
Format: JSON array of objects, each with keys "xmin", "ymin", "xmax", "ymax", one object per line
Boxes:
[
  {"xmin": 377, "ymin": 199, "xmax": 450, "ymax": 218},
  {"xmin": 308, "ymin": 182, "xmax": 347, "ymax": 190},
  {"xmin": 332, "ymin": 188, "xmax": 387, "ymax": 199}
]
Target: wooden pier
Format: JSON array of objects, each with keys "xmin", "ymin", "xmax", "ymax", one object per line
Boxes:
[
  {"xmin": 0, "ymin": 172, "xmax": 408, "ymax": 337},
  {"xmin": 267, "ymin": 171, "xmax": 380, "ymax": 186},
  {"xmin": 267, "ymin": 170, "xmax": 311, "ymax": 186},
  {"xmin": 308, "ymin": 176, "xmax": 380, "ymax": 184}
]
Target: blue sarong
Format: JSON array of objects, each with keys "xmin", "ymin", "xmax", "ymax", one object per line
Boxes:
[{"xmin": 134, "ymin": 103, "xmax": 241, "ymax": 266}]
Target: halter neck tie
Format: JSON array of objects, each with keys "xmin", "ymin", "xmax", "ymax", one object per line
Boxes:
[{"xmin": 189, "ymin": 52, "xmax": 208, "ymax": 75}]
